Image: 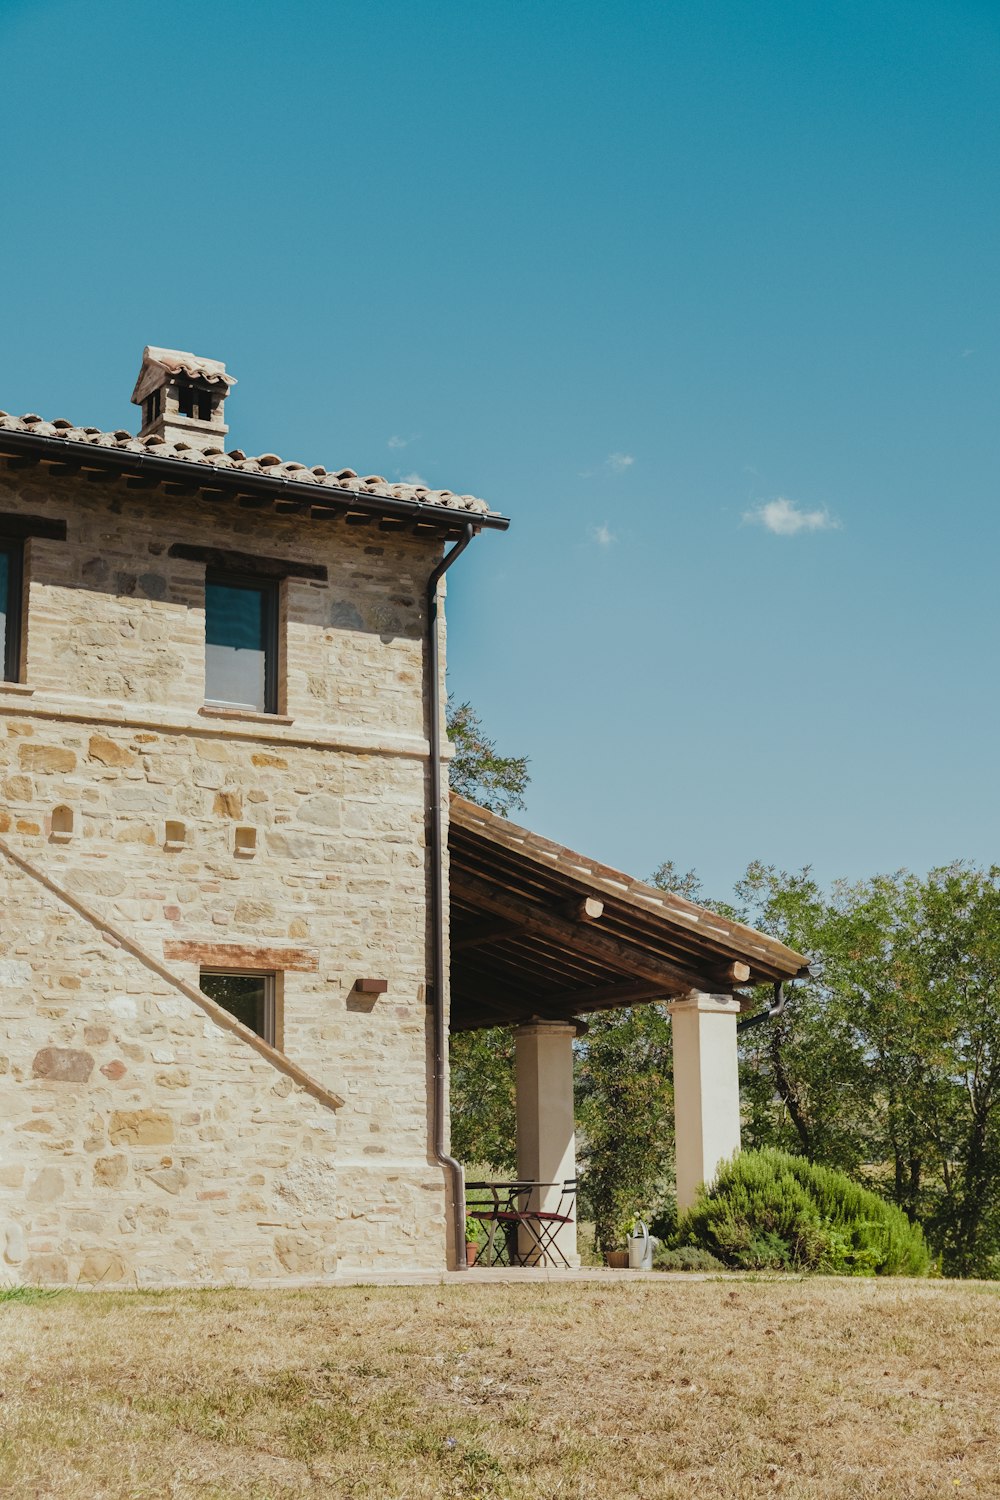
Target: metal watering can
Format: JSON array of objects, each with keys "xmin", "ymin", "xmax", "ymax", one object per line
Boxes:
[{"xmin": 627, "ymin": 1219, "xmax": 659, "ymax": 1271}]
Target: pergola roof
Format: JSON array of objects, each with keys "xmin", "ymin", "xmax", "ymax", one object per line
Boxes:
[{"xmin": 448, "ymin": 795, "xmax": 809, "ymax": 1032}]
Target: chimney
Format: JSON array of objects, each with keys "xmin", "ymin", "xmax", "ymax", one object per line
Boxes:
[{"xmin": 130, "ymin": 346, "xmax": 237, "ymax": 452}]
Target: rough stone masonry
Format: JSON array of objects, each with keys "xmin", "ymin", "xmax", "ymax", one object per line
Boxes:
[{"xmin": 0, "ymin": 354, "xmax": 477, "ymax": 1287}]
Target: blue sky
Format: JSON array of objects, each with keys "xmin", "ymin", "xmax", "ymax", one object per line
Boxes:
[{"xmin": 1, "ymin": 0, "xmax": 997, "ymax": 897}]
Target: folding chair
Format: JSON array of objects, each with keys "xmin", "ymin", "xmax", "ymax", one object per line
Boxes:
[
  {"xmin": 465, "ymin": 1181, "xmax": 534, "ymax": 1267},
  {"xmin": 516, "ymin": 1179, "xmax": 578, "ymax": 1268}
]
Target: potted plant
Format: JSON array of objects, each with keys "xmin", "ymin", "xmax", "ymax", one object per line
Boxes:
[
  {"xmin": 602, "ymin": 1210, "xmax": 635, "ymax": 1268},
  {"xmin": 465, "ymin": 1215, "xmax": 485, "ymax": 1266}
]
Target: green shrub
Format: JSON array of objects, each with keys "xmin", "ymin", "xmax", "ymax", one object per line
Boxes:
[
  {"xmin": 678, "ymin": 1149, "xmax": 931, "ymax": 1276},
  {"xmin": 653, "ymin": 1244, "xmax": 725, "ymax": 1272}
]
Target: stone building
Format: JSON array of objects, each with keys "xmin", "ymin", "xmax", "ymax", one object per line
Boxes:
[{"xmin": 0, "ymin": 348, "xmax": 807, "ymax": 1287}]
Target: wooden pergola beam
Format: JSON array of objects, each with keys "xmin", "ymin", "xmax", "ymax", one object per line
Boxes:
[
  {"xmin": 452, "ymin": 920, "xmax": 521, "ymax": 953},
  {"xmin": 452, "ymin": 871, "xmax": 710, "ymax": 992},
  {"xmin": 542, "ymin": 978, "xmax": 668, "ymax": 1011}
]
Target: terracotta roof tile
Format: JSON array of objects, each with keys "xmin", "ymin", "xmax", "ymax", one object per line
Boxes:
[{"xmin": 0, "ymin": 409, "xmax": 497, "ymax": 517}]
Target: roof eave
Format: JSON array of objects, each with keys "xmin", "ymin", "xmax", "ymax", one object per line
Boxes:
[{"xmin": 0, "ymin": 425, "xmax": 511, "ymax": 534}]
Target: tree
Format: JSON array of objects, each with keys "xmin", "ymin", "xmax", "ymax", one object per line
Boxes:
[
  {"xmin": 574, "ymin": 862, "xmax": 730, "ymax": 1251},
  {"xmin": 446, "ymin": 700, "xmax": 529, "ymax": 817},
  {"xmin": 734, "ymin": 861, "xmax": 1000, "ymax": 1277},
  {"xmin": 449, "ymin": 1025, "xmax": 518, "ymax": 1173},
  {"xmin": 575, "ymin": 1004, "xmax": 676, "ymax": 1250},
  {"xmin": 447, "ymin": 701, "xmax": 528, "ymax": 1172}
]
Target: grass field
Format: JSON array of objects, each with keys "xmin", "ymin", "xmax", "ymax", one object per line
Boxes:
[{"xmin": 3, "ymin": 1277, "xmax": 999, "ymax": 1498}]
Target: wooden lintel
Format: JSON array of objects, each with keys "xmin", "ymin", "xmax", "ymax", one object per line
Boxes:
[
  {"xmin": 168, "ymin": 542, "xmax": 327, "ymax": 583},
  {"xmin": 163, "ymin": 940, "xmax": 318, "ymax": 973},
  {"xmin": 451, "ymin": 870, "xmax": 707, "ymax": 991}
]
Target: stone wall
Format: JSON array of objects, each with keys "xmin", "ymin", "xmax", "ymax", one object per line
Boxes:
[{"xmin": 0, "ymin": 467, "xmax": 451, "ymax": 1284}]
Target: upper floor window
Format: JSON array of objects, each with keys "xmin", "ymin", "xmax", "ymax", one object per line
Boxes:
[
  {"xmin": 0, "ymin": 541, "xmax": 23, "ymax": 682},
  {"xmin": 204, "ymin": 571, "xmax": 278, "ymax": 714}
]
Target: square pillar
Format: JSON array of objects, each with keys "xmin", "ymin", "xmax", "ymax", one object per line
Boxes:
[
  {"xmin": 514, "ymin": 1020, "xmax": 579, "ymax": 1266},
  {"xmin": 667, "ymin": 991, "xmax": 742, "ymax": 1214}
]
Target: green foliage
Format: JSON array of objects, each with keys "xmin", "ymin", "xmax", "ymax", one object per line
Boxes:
[
  {"xmin": 735, "ymin": 862, "xmax": 1000, "ymax": 1278},
  {"xmin": 449, "ymin": 1027, "xmax": 517, "ymax": 1174},
  {"xmin": 0, "ymin": 1286, "xmax": 62, "ymax": 1304},
  {"xmin": 679, "ymin": 1149, "xmax": 931, "ymax": 1276},
  {"xmin": 463, "ymin": 1214, "xmax": 486, "ymax": 1246},
  {"xmin": 576, "ymin": 1006, "xmax": 675, "ymax": 1251},
  {"xmin": 652, "ymin": 1244, "xmax": 725, "ymax": 1272},
  {"xmin": 446, "ymin": 699, "xmax": 529, "ymax": 817}
]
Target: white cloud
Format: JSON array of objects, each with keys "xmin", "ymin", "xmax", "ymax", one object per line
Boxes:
[
  {"xmin": 607, "ymin": 452, "xmax": 635, "ymax": 472},
  {"xmin": 590, "ymin": 522, "xmax": 617, "ymax": 547},
  {"xmin": 400, "ymin": 471, "xmax": 427, "ymax": 487},
  {"xmin": 388, "ymin": 433, "xmax": 419, "ymax": 449},
  {"xmin": 743, "ymin": 496, "xmax": 841, "ymax": 537}
]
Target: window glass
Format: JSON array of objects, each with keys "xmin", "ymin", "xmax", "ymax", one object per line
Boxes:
[
  {"xmin": 200, "ymin": 971, "xmax": 274, "ymax": 1045},
  {"xmin": 0, "ymin": 545, "xmax": 19, "ymax": 683},
  {"xmin": 0, "ymin": 549, "xmax": 8, "ymax": 676},
  {"xmin": 205, "ymin": 578, "xmax": 274, "ymax": 711}
]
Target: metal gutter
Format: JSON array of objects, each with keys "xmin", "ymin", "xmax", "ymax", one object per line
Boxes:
[
  {"xmin": 426, "ymin": 522, "xmax": 477, "ymax": 1271},
  {"xmin": 0, "ymin": 426, "xmax": 511, "ymax": 534}
]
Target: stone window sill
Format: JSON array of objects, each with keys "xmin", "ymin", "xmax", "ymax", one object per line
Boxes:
[
  {"xmin": 199, "ymin": 704, "xmax": 294, "ymax": 726},
  {"xmin": 0, "ymin": 681, "xmax": 35, "ymax": 696}
]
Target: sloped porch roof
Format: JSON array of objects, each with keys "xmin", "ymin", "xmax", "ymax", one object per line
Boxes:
[{"xmin": 448, "ymin": 795, "xmax": 809, "ymax": 1032}]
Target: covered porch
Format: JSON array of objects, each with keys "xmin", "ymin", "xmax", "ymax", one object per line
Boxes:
[{"xmin": 448, "ymin": 794, "xmax": 809, "ymax": 1264}]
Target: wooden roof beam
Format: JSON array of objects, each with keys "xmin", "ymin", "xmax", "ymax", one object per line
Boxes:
[
  {"xmin": 568, "ymin": 896, "xmax": 604, "ymax": 921},
  {"xmin": 452, "ymin": 920, "xmax": 521, "ymax": 953},
  {"xmin": 543, "ymin": 979, "xmax": 669, "ymax": 1011},
  {"xmin": 452, "ymin": 871, "xmax": 712, "ymax": 992}
]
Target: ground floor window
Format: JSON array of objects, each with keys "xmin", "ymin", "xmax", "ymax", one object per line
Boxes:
[{"xmin": 200, "ymin": 970, "xmax": 276, "ymax": 1046}]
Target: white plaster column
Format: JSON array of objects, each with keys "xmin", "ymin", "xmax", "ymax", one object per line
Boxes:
[
  {"xmin": 514, "ymin": 1020, "xmax": 579, "ymax": 1266},
  {"xmin": 667, "ymin": 991, "xmax": 742, "ymax": 1214}
]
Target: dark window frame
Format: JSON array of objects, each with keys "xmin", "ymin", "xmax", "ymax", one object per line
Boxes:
[
  {"xmin": 204, "ymin": 568, "xmax": 280, "ymax": 715},
  {"xmin": 0, "ymin": 538, "xmax": 24, "ymax": 683},
  {"xmin": 200, "ymin": 968, "xmax": 277, "ymax": 1047}
]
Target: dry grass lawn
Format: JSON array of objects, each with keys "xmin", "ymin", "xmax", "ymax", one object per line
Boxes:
[{"xmin": 2, "ymin": 1277, "xmax": 999, "ymax": 1498}]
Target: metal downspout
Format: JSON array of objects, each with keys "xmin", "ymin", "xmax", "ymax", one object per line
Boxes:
[
  {"xmin": 426, "ymin": 522, "xmax": 476, "ymax": 1270},
  {"xmin": 736, "ymin": 980, "xmax": 791, "ymax": 1033}
]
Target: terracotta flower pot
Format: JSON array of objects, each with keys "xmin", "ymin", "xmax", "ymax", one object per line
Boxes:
[
  {"xmin": 466, "ymin": 1242, "xmax": 480, "ymax": 1266},
  {"xmin": 604, "ymin": 1249, "xmax": 629, "ymax": 1269}
]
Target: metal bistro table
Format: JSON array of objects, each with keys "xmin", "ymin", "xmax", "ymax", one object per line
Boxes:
[{"xmin": 465, "ymin": 1179, "xmax": 577, "ymax": 1268}]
